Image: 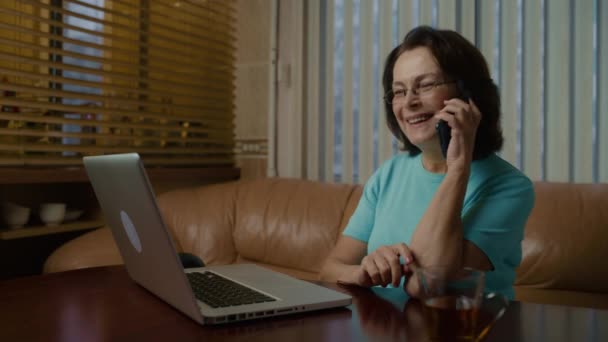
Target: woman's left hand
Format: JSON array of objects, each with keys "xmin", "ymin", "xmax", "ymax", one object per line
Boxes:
[{"xmin": 435, "ymin": 98, "xmax": 482, "ymax": 172}]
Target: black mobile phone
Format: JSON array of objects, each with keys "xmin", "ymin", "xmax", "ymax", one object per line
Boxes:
[{"xmin": 436, "ymin": 80, "xmax": 471, "ymax": 158}]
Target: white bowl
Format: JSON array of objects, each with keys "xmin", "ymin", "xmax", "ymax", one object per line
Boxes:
[
  {"xmin": 1, "ymin": 202, "xmax": 31, "ymax": 229},
  {"xmin": 64, "ymin": 209, "xmax": 84, "ymax": 222},
  {"xmin": 39, "ymin": 203, "xmax": 66, "ymax": 226}
]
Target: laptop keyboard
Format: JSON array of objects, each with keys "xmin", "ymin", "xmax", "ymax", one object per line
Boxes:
[{"xmin": 186, "ymin": 271, "xmax": 277, "ymax": 308}]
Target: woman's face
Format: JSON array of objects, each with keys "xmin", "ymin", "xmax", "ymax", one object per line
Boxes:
[{"xmin": 391, "ymin": 47, "xmax": 458, "ymax": 150}]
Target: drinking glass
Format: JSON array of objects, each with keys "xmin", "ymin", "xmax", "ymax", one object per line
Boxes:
[{"xmin": 416, "ymin": 267, "xmax": 508, "ymax": 341}]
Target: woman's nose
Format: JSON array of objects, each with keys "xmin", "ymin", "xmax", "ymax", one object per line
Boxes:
[{"xmin": 404, "ymin": 93, "xmax": 421, "ymax": 109}]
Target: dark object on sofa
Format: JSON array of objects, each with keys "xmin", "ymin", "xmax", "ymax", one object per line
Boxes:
[{"xmin": 178, "ymin": 252, "xmax": 205, "ymax": 269}]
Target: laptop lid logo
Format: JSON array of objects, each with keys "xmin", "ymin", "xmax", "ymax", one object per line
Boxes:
[{"xmin": 120, "ymin": 210, "xmax": 142, "ymax": 253}]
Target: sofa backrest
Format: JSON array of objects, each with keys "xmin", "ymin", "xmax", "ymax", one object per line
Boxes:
[
  {"xmin": 230, "ymin": 178, "xmax": 358, "ymax": 273},
  {"xmin": 157, "ymin": 181, "xmax": 240, "ymax": 265},
  {"xmin": 158, "ymin": 178, "xmax": 360, "ymax": 273},
  {"xmin": 515, "ymin": 182, "xmax": 608, "ymax": 293},
  {"xmin": 158, "ymin": 178, "xmax": 608, "ymax": 294}
]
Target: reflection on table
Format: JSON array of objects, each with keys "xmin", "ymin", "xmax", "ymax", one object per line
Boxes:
[{"xmin": 1, "ymin": 266, "xmax": 607, "ymax": 342}]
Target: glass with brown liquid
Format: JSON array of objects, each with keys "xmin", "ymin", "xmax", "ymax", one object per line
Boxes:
[
  {"xmin": 423, "ymin": 295, "xmax": 478, "ymax": 340},
  {"xmin": 416, "ymin": 267, "xmax": 498, "ymax": 341}
]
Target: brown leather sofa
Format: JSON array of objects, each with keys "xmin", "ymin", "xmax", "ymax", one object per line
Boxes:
[{"xmin": 44, "ymin": 178, "xmax": 608, "ymax": 309}]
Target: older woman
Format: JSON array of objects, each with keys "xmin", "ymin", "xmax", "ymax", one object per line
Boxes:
[{"xmin": 320, "ymin": 26, "xmax": 534, "ymax": 300}]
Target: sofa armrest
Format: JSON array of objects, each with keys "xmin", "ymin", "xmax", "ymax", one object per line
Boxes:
[
  {"xmin": 43, "ymin": 228, "xmax": 122, "ymax": 274},
  {"xmin": 44, "ymin": 181, "xmax": 240, "ymax": 274}
]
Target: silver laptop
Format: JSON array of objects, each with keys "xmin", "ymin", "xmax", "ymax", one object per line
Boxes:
[{"xmin": 83, "ymin": 153, "xmax": 351, "ymax": 325}]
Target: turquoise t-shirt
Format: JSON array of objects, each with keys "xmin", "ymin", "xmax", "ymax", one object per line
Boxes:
[{"xmin": 343, "ymin": 153, "xmax": 535, "ymax": 299}]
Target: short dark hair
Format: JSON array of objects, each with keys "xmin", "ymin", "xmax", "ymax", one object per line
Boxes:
[{"xmin": 382, "ymin": 26, "xmax": 503, "ymax": 160}]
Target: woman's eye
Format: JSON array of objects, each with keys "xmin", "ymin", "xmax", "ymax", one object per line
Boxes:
[{"xmin": 394, "ymin": 89, "xmax": 406, "ymax": 97}]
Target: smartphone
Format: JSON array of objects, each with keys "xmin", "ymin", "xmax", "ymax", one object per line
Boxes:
[{"xmin": 436, "ymin": 80, "xmax": 472, "ymax": 158}]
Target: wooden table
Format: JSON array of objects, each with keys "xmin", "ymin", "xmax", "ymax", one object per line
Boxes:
[{"xmin": 1, "ymin": 266, "xmax": 606, "ymax": 341}]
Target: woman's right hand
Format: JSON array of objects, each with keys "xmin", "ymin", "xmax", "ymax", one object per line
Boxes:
[{"xmin": 338, "ymin": 243, "xmax": 415, "ymax": 288}]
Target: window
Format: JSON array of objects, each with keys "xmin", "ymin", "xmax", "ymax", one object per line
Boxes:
[
  {"xmin": 0, "ymin": 0, "xmax": 236, "ymax": 166},
  {"xmin": 294, "ymin": 0, "xmax": 607, "ymax": 183}
]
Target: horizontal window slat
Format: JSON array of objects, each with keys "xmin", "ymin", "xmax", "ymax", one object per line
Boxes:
[
  {"xmin": 0, "ymin": 143, "xmax": 233, "ymax": 155},
  {"xmin": 2, "ymin": 84, "xmax": 235, "ymax": 123},
  {"xmin": 0, "ymin": 156, "xmax": 234, "ymax": 167},
  {"xmin": 1, "ymin": 51, "xmax": 234, "ymax": 94},
  {"xmin": 0, "ymin": 12, "xmax": 235, "ymax": 68},
  {"xmin": 0, "ymin": 68, "xmax": 234, "ymax": 104},
  {"xmin": 149, "ymin": 0, "xmax": 235, "ymax": 20},
  {"xmin": 0, "ymin": 29, "xmax": 235, "ymax": 81},
  {"xmin": 0, "ymin": 112, "xmax": 234, "ymax": 137},
  {"xmin": 1, "ymin": 98, "xmax": 235, "ymax": 130},
  {"xmin": 105, "ymin": 0, "xmax": 235, "ymax": 18},
  {"xmin": 0, "ymin": 13, "xmax": 235, "ymax": 67},
  {"xmin": 18, "ymin": 0, "xmax": 236, "ymax": 50},
  {"xmin": 0, "ymin": 128, "xmax": 232, "ymax": 145},
  {"xmin": 65, "ymin": 0, "xmax": 235, "ymax": 39}
]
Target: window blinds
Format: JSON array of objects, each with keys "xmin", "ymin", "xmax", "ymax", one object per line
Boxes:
[
  {"xmin": 0, "ymin": 0, "xmax": 236, "ymax": 166},
  {"xmin": 301, "ymin": 0, "xmax": 607, "ymax": 183}
]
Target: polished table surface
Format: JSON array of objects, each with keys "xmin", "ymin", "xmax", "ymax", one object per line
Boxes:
[{"xmin": 1, "ymin": 266, "xmax": 607, "ymax": 342}]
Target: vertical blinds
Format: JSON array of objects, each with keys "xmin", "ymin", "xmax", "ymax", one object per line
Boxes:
[
  {"xmin": 0, "ymin": 0, "xmax": 236, "ymax": 166},
  {"xmin": 302, "ymin": 0, "xmax": 607, "ymax": 183}
]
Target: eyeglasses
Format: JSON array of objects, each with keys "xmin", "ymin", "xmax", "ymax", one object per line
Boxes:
[{"xmin": 384, "ymin": 79, "xmax": 456, "ymax": 104}]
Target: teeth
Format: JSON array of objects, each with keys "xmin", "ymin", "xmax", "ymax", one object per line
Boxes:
[{"xmin": 408, "ymin": 114, "xmax": 432, "ymax": 124}]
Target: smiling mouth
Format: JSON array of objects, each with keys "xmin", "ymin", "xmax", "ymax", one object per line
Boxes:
[{"xmin": 406, "ymin": 113, "xmax": 434, "ymax": 125}]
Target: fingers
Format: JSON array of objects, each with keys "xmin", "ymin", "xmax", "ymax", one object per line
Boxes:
[
  {"xmin": 362, "ymin": 251, "xmax": 397, "ymax": 287},
  {"xmin": 436, "ymin": 104, "xmax": 471, "ymax": 124},
  {"xmin": 369, "ymin": 249, "xmax": 394, "ymax": 287},
  {"xmin": 439, "ymin": 99, "xmax": 481, "ymax": 121},
  {"xmin": 378, "ymin": 247, "xmax": 403, "ymax": 287},
  {"xmin": 443, "ymin": 97, "xmax": 481, "ymax": 117},
  {"xmin": 442, "ymin": 98, "xmax": 471, "ymax": 114},
  {"xmin": 393, "ymin": 242, "xmax": 414, "ymax": 266},
  {"xmin": 394, "ymin": 243, "xmax": 415, "ymax": 279},
  {"xmin": 468, "ymin": 99, "xmax": 482, "ymax": 122},
  {"xmin": 434, "ymin": 102, "xmax": 480, "ymax": 138},
  {"xmin": 355, "ymin": 266, "xmax": 373, "ymax": 287},
  {"xmin": 373, "ymin": 256, "xmax": 392, "ymax": 286},
  {"xmin": 361, "ymin": 256, "xmax": 383, "ymax": 286},
  {"xmin": 361, "ymin": 244, "xmax": 417, "ymax": 288},
  {"xmin": 338, "ymin": 266, "xmax": 370, "ymax": 287}
]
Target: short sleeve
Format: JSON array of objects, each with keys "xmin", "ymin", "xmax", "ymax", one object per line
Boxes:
[
  {"xmin": 463, "ymin": 175, "xmax": 535, "ymax": 272},
  {"xmin": 342, "ymin": 171, "xmax": 381, "ymax": 243}
]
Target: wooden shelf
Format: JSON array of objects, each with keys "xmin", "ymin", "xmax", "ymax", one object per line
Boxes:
[
  {"xmin": 0, "ymin": 167, "xmax": 240, "ymax": 184},
  {"xmin": 0, "ymin": 220, "xmax": 105, "ymax": 240}
]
